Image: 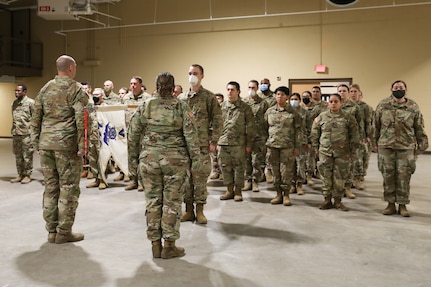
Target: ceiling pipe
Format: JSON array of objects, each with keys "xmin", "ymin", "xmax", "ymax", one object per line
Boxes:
[{"xmin": 54, "ymin": 1, "xmax": 431, "ymax": 34}]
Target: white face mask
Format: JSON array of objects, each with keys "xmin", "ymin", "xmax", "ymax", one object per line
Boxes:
[
  {"xmin": 189, "ymin": 75, "xmax": 199, "ymax": 86},
  {"xmin": 248, "ymin": 89, "xmax": 256, "ymax": 97},
  {"xmin": 290, "ymin": 100, "xmax": 299, "ymax": 107}
]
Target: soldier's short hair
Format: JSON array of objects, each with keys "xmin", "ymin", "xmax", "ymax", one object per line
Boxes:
[
  {"xmin": 275, "ymin": 86, "xmax": 290, "ymax": 96},
  {"xmin": 227, "ymin": 81, "xmax": 240, "ymax": 91},
  {"xmin": 17, "ymin": 84, "xmax": 27, "ymax": 91}
]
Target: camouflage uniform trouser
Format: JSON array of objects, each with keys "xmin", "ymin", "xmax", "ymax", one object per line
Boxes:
[
  {"xmin": 267, "ymin": 147, "xmax": 295, "ymax": 192},
  {"xmin": 12, "ymin": 135, "xmax": 34, "ymax": 177},
  {"xmin": 88, "ymin": 138, "xmax": 100, "ymax": 177},
  {"xmin": 245, "ymin": 138, "xmax": 266, "ymax": 181},
  {"xmin": 294, "ymin": 147, "xmax": 307, "ymax": 184},
  {"xmin": 353, "ymin": 142, "xmax": 366, "ymax": 179},
  {"xmin": 140, "ymin": 147, "xmax": 190, "ymax": 242},
  {"xmin": 317, "ymin": 153, "xmax": 350, "ymax": 198},
  {"xmin": 377, "ymin": 148, "xmax": 415, "ymax": 205},
  {"xmin": 40, "ymin": 150, "xmax": 82, "ymax": 235},
  {"xmin": 210, "ymin": 149, "xmax": 221, "ymax": 174},
  {"xmin": 183, "ymin": 147, "xmax": 211, "ymax": 205},
  {"xmin": 219, "ymin": 145, "xmax": 246, "ymax": 187},
  {"xmin": 306, "ymin": 146, "xmax": 317, "ymax": 177}
]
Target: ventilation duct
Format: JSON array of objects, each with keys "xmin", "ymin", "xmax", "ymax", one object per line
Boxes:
[{"xmin": 326, "ymin": 0, "xmax": 359, "ymax": 7}]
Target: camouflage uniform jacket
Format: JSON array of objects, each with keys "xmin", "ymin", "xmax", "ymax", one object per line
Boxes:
[
  {"xmin": 341, "ymin": 99, "xmax": 364, "ymax": 138},
  {"xmin": 311, "ymin": 110, "xmax": 360, "ymax": 158},
  {"xmin": 123, "ymin": 91, "xmax": 151, "ymax": 126},
  {"xmin": 31, "ymin": 75, "xmax": 88, "ymax": 152},
  {"xmin": 264, "ymin": 104, "xmax": 303, "ymax": 149},
  {"xmin": 103, "ymin": 92, "xmax": 120, "ymax": 105},
  {"xmin": 357, "ymin": 100, "xmax": 374, "ymax": 139},
  {"xmin": 373, "ymin": 96, "xmax": 428, "ymax": 152},
  {"xmin": 127, "ymin": 94, "xmax": 201, "ymax": 173},
  {"xmin": 218, "ymin": 98, "xmax": 256, "ymax": 147},
  {"xmin": 178, "ymin": 86, "xmax": 222, "ymax": 147},
  {"xmin": 11, "ymin": 95, "xmax": 35, "ymax": 136},
  {"xmin": 242, "ymin": 95, "xmax": 269, "ymax": 142},
  {"xmin": 306, "ymin": 101, "xmax": 328, "ymax": 144},
  {"xmin": 257, "ymin": 90, "xmax": 276, "ymax": 107}
]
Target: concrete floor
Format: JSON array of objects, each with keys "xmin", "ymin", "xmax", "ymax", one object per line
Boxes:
[{"xmin": 0, "ymin": 138, "xmax": 430, "ymax": 287}]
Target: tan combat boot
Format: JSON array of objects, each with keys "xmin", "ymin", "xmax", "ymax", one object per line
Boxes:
[
  {"xmin": 86, "ymin": 179, "xmax": 100, "ymax": 188},
  {"xmin": 270, "ymin": 188, "xmax": 283, "ymax": 204},
  {"xmin": 252, "ymin": 180, "xmax": 259, "ymax": 192},
  {"xmin": 354, "ymin": 178, "xmax": 364, "ymax": 190},
  {"xmin": 47, "ymin": 232, "xmax": 56, "ymax": 243},
  {"xmin": 242, "ymin": 180, "xmax": 252, "ymax": 191},
  {"xmin": 195, "ymin": 204, "xmax": 207, "ymax": 224},
  {"xmin": 398, "ymin": 204, "xmax": 410, "ymax": 217},
  {"xmin": 344, "ymin": 187, "xmax": 356, "ymax": 199},
  {"xmin": 265, "ymin": 168, "xmax": 274, "ymax": 183},
  {"xmin": 55, "ymin": 232, "xmax": 85, "ymax": 244},
  {"xmin": 138, "ymin": 184, "xmax": 144, "ymax": 192},
  {"xmin": 319, "ymin": 196, "xmax": 333, "ymax": 210},
  {"xmin": 123, "ymin": 175, "xmax": 131, "ymax": 182},
  {"xmin": 220, "ymin": 184, "xmax": 234, "ymax": 200},
  {"xmin": 161, "ymin": 240, "xmax": 185, "ymax": 259},
  {"xmin": 181, "ymin": 202, "xmax": 195, "ymax": 222},
  {"xmin": 334, "ymin": 198, "xmax": 349, "ymax": 211},
  {"xmin": 234, "ymin": 186, "xmax": 243, "ymax": 202},
  {"xmin": 10, "ymin": 176, "xmax": 22, "ymax": 183},
  {"xmin": 283, "ymin": 190, "xmax": 292, "ymax": 206},
  {"xmin": 289, "ymin": 185, "xmax": 296, "ymax": 194},
  {"xmin": 21, "ymin": 176, "xmax": 31, "ymax": 184},
  {"xmin": 152, "ymin": 239, "xmax": 162, "ymax": 258},
  {"xmin": 296, "ymin": 182, "xmax": 304, "ymax": 195},
  {"xmin": 98, "ymin": 180, "xmax": 107, "ymax": 190},
  {"xmin": 382, "ymin": 202, "xmax": 396, "ymax": 215},
  {"xmin": 125, "ymin": 179, "xmax": 138, "ymax": 191},
  {"xmin": 113, "ymin": 172, "xmax": 124, "ymax": 181},
  {"xmin": 86, "ymin": 171, "xmax": 94, "ymax": 179},
  {"xmin": 306, "ymin": 174, "xmax": 314, "ymax": 186}
]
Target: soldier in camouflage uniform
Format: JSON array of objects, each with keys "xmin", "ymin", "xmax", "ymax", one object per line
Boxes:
[
  {"xmin": 218, "ymin": 81, "xmax": 256, "ymax": 202},
  {"xmin": 119, "ymin": 76, "xmax": 151, "ymax": 190},
  {"xmin": 289, "ymin": 93, "xmax": 308, "ymax": 195},
  {"xmin": 31, "ymin": 55, "xmax": 88, "ymax": 244},
  {"xmin": 349, "ymin": 84, "xmax": 374, "ymax": 190},
  {"xmin": 264, "ymin": 86, "xmax": 302, "ymax": 206},
  {"xmin": 85, "ymin": 88, "xmax": 109, "ymax": 190},
  {"xmin": 11, "ymin": 84, "xmax": 34, "ymax": 184},
  {"xmin": 257, "ymin": 78, "xmax": 276, "ymax": 183},
  {"xmin": 373, "ymin": 80, "xmax": 428, "ymax": 217},
  {"xmin": 209, "ymin": 93, "xmax": 224, "ymax": 180},
  {"xmin": 311, "ymin": 93, "xmax": 360, "ymax": 211},
  {"xmin": 242, "ymin": 80, "xmax": 269, "ymax": 193},
  {"xmin": 102, "ymin": 80, "xmax": 120, "ymax": 105},
  {"xmin": 128, "ymin": 72, "xmax": 201, "ymax": 259},
  {"xmin": 306, "ymin": 87, "xmax": 328, "ymax": 185},
  {"xmin": 178, "ymin": 64, "xmax": 222, "ymax": 224},
  {"xmin": 338, "ymin": 84, "xmax": 363, "ymax": 199}
]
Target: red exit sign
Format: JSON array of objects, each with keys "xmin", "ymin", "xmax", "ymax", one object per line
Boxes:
[{"xmin": 39, "ymin": 6, "xmax": 51, "ymax": 12}]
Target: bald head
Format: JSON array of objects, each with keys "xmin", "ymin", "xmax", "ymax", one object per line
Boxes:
[{"xmin": 56, "ymin": 55, "xmax": 77, "ymax": 78}]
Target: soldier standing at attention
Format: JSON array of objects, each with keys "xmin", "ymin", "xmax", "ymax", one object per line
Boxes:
[
  {"xmin": 373, "ymin": 80, "xmax": 428, "ymax": 217},
  {"xmin": 311, "ymin": 93, "xmax": 360, "ymax": 211},
  {"xmin": 178, "ymin": 64, "xmax": 222, "ymax": 224},
  {"xmin": 218, "ymin": 81, "xmax": 256, "ymax": 202},
  {"xmin": 128, "ymin": 72, "xmax": 201, "ymax": 259},
  {"xmin": 264, "ymin": 86, "xmax": 302, "ymax": 206},
  {"xmin": 11, "ymin": 84, "xmax": 34, "ymax": 184},
  {"xmin": 31, "ymin": 55, "xmax": 88, "ymax": 244},
  {"xmin": 242, "ymin": 80, "xmax": 269, "ymax": 192}
]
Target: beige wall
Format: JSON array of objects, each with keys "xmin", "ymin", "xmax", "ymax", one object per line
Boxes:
[{"xmin": 1, "ymin": 0, "xmax": 431, "ymax": 145}]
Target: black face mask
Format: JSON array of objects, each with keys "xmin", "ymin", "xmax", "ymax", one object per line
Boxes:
[
  {"xmin": 302, "ymin": 98, "xmax": 311, "ymax": 105},
  {"xmin": 93, "ymin": 96, "xmax": 100, "ymax": 103},
  {"xmin": 392, "ymin": 90, "xmax": 405, "ymax": 99}
]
